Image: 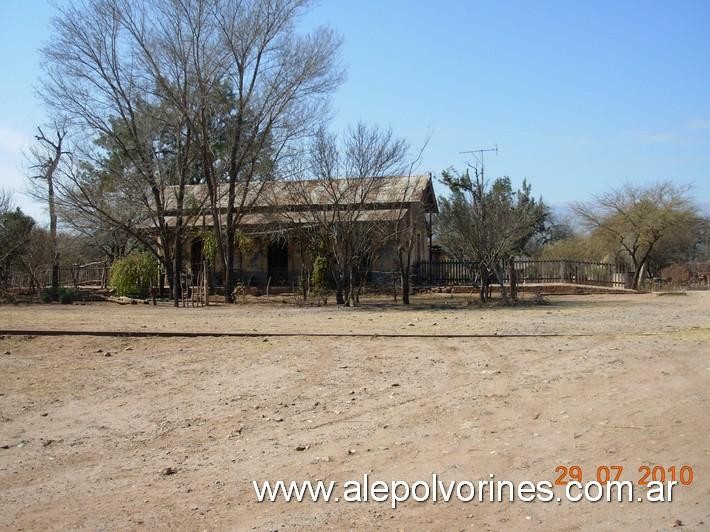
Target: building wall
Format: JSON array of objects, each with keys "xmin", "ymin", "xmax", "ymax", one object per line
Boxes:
[
  {"xmin": 185, "ymin": 203, "xmax": 431, "ymax": 288},
  {"xmin": 371, "ymin": 205, "xmax": 430, "ymax": 271},
  {"xmin": 237, "ymin": 233, "xmax": 309, "ymax": 287}
]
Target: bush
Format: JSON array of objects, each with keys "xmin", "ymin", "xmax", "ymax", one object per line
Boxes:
[
  {"xmin": 109, "ymin": 252, "xmax": 160, "ymax": 298},
  {"xmin": 201, "ymin": 231, "xmax": 217, "ymax": 266},
  {"xmin": 59, "ymin": 288, "xmax": 76, "ymax": 304},
  {"xmin": 39, "ymin": 287, "xmax": 77, "ymax": 304},
  {"xmin": 41, "ymin": 287, "xmax": 59, "ymax": 303},
  {"xmin": 232, "ymin": 280, "xmax": 247, "ymax": 303},
  {"xmin": 312, "ymin": 256, "xmax": 328, "ymax": 290},
  {"xmin": 0, "ymin": 289, "xmax": 15, "ymax": 304},
  {"xmin": 310, "ymin": 256, "xmax": 329, "ymax": 303}
]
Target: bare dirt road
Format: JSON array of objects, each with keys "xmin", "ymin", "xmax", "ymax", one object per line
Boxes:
[{"xmin": 1, "ymin": 293, "xmax": 709, "ymax": 531}]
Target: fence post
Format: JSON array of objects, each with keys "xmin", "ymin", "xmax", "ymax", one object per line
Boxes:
[
  {"xmin": 101, "ymin": 261, "xmax": 108, "ymax": 289},
  {"xmin": 203, "ymin": 258, "xmax": 209, "ymax": 306}
]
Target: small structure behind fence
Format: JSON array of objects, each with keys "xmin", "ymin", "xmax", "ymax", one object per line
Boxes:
[{"xmin": 413, "ymin": 259, "xmax": 628, "ymax": 288}]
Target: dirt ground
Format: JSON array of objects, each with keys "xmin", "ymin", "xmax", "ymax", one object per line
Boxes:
[{"xmin": 1, "ymin": 292, "xmax": 709, "ymax": 531}]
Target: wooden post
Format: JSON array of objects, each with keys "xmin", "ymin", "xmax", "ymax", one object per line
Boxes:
[
  {"xmin": 190, "ymin": 274, "xmax": 195, "ymax": 307},
  {"xmin": 203, "ymin": 259, "xmax": 209, "ymax": 306}
]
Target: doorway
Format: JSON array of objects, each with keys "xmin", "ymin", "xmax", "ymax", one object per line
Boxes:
[
  {"xmin": 267, "ymin": 239, "xmax": 289, "ymax": 286},
  {"xmin": 190, "ymin": 238, "xmax": 203, "ymax": 284}
]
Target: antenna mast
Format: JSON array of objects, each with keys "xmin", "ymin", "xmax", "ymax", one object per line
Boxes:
[{"xmin": 460, "ymin": 145, "xmax": 498, "ymax": 179}]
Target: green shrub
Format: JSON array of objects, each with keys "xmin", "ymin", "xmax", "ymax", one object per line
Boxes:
[
  {"xmin": 201, "ymin": 231, "xmax": 217, "ymax": 266},
  {"xmin": 310, "ymin": 255, "xmax": 329, "ymax": 303},
  {"xmin": 235, "ymin": 230, "xmax": 254, "ymax": 256},
  {"xmin": 312, "ymin": 255, "xmax": 328, "ymax": 290},
  {"xmin": 0, "ymin": 289, "xmax": 15, "ymax": 304},
  {"xmin": 41, "ymin": 287, "xmax": 59, "ymax": 303},
  {"xmin": 109, "ymin": 252, "xmax": 160, "ymax": 297},
  {"xmin": 59, "ymin": 288, "xmax": 76, "ymax": 304},
  {"xmin": 39, "ymin": 287, "xmax": 76, "ymax": 304}
]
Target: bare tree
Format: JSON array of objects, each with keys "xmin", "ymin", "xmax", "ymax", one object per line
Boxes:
[
  {"xmin": 0, "ymin": 189, "xmax": 12, "ymax": 214},
  {"xmin": 117, "ymin": 0, "xmax": 343, "ymax": 301},
  {"xmin": 41, "ymin": 0, "xmax": 207, "ymax": 304},
  {"xmin": 26, "ymin": 121, "xmax": 69, "ymax": 291},
  {"xmin": 377, "ymin": 138, "xmax": 431, "ymax": 305},
  {"xmin": 278, "ymin": 123, "xmax": 408, "ymax": 306},
  {"xmin": 208, "ymin": 0, "xmax": 342, "ymax": 301},
  {"xmin": 57, "ymin": 200, "xmax": 136, "ymax": 262},
  {"xmin": 573, "ymin": 182, "xmax": 698, "ymax": 290}
]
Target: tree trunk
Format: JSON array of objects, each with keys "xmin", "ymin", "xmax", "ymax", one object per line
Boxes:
[
  {"xmin": 224, "ymin": 228, "xmax": 235, "ymax": 303},
  {"xmin": 164, "ymin": 259, "xmax": 175, "ymax": 303},
  {"xmin": 495, "ymin": 263, "xmax": 509, "ymax": 304},
  {"xmin": 630, "ymin": 260, "xmax": 642, "ymax": 290},
  {"xmin": 335, "ymin": 273, "xmax": 345, "ymax": 305},
  {"xmin": 398, "ymin": 246, "xmax": 411, "ymax": 305},
  {"xmin": 51, "ymin": 262, "xmax": 60, "ymax": 292},
  {"xmin": 48, "ymin": 177, "xmax": 59, "ymax": 291},
  {"xmin": 631, "ymin": 243, "xmax": 657, "ymax": 290},
  {"xmin": 479, "ymin": 263, "xmax": 487, "ymax": 303},
  {"xmin": 346, "ymin": 265, "xmax": 356, "ymax": 306},
  {"xmin": 508, "ymin": 256, "xmax": 517, "ymax": 301},
  {"xmin": 632, "ymin": 261, "xmax": 647, "ymax": 291},
  {"xmin": 401, "ymin": 269, "xmax": 410, "ymax": 305}
]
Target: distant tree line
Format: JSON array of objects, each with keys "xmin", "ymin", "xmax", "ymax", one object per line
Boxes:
[
  {"xmin": 539, "ymin": 182, "xmax": 706, "ymax": 289},
  {"xmin": 0, "ymin": 190, "xmax": 106, "ymax": 298},
  {"xmin": 435, "ymin": 176, "xmax": 706, "ymax": 295}
]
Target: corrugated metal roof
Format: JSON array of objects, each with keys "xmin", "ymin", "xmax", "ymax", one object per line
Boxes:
[
  {"xmin": 138, "ymin": 208, "xmax": 408, "ymax": 230},
  {"xmin": 160, "ymin": 175, "xmax": 437, "ymax": 213}
]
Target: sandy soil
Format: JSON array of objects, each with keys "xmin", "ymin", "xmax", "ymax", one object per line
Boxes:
[{"xmin": 1, "ymin": 292, "xmax": 709, "ymax": 531}]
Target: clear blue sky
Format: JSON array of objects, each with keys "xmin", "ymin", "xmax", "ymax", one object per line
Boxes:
[{"xmin": 2, "ymin": 0, "xmax": 709, "ymax": 222}]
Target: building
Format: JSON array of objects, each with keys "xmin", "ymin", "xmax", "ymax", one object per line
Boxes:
[{"xmin": 156, "ymin": 175, "xmax": 438, "ymax": 288}]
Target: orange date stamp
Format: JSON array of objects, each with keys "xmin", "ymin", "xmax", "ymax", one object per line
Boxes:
[{"xmin": 554, "ymin": 465, "xmax": 694, "ymax": 486}]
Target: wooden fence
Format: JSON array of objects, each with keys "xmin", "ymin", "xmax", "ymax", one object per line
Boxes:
[
  {"xmin": 3, "ymin": 261, "xmax": 109, "ymax": 291},
  {"xmin": 5, "ymin": 258, "xmax": 629, "ymax": 292},
  {"xmin": 413, "ymin": 259, "xmax": 628, "ymax": 288},
  {"xmin": 414, "ymin": 261, "xmax": 480, "ymax": 285}
]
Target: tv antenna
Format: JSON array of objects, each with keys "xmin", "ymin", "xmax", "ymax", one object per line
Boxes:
[{"xmin": 460, "ymin": 145, "xmax": 498, "ymax": 179}]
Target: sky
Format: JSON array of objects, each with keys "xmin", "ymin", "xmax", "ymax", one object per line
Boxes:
[{"xmin": 1, "ymin": 0, "xmax": 709, "ymax": 222}]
